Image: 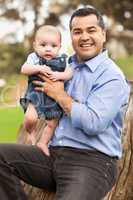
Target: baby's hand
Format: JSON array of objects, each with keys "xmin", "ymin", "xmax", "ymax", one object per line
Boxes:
[
  {"xmin": 39, "ymin": 65, "xmax": 52, "ymax": 76},
  {"xmin": 49, "ymin": 71, "xmax": 62, "ymax": 81}
]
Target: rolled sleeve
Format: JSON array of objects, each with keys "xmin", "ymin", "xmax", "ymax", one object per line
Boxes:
[{"xmin": 71, "ymin": 101, "xmax": 101, "ymax": 134}]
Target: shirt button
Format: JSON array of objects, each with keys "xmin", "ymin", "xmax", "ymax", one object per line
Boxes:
[
  {"xmin": 60, "ymin": 126, "xmax": 64, "ymax": 130},
  {"xmin": 59, "ymin": 140, "xmax": 62, "ymax": 144}
]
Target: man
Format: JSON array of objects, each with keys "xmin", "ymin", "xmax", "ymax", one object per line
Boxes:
[{"xmin": 0, "ymin": 6, "xmax": 130, "ymax": 200}]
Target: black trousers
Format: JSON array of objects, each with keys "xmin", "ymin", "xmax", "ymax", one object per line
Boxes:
[{"xmin": 0, "ymin": 144, "xmax": 117, "ymax": 200}]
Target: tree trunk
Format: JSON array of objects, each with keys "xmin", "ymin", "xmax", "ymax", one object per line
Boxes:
[
  {"xmin": 17, "ymin": 81, "xmax": 133, "ymax": 200},
  {"xmin": 104, "ymin": 81, "xmax": 133, "ymax": 200}
]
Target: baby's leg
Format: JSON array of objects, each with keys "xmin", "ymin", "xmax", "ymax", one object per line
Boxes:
[
  {"xmin": 37, "ymin": 118, "xmax": 59, "ymax": 156},
  {"xmin": 23, "ymin": 103, "xmax": 38, "ymax": 144}
]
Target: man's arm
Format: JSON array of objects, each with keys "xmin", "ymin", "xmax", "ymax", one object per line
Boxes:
[
  {"xmin": 33, "ymin": 74, "xmax": 130, "ymax": 135},
  {"xmin": 56, "ymin": 90, "xmax": 73, "ymax": 115},
  {"xmin": 70, "ymin": 79, "xmax": 129, "ymax": 134}
]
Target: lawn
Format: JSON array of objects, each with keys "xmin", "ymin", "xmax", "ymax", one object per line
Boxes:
[
  {"xmin": 115, "ymin": 56, "xmax": 133, "ymax": 80},
  {"xmin": 0, "ymin": 106, "xmax": 24, "ymax": 142}
]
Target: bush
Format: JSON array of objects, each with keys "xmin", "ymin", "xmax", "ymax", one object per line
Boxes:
[{"xmin": 0, "ymin": 43, "xmax": 29, "ymax": 76}]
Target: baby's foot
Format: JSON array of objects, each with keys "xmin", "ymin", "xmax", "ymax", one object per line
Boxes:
[
  {"xmin": 37, "ymin": 142, "xmax": 50, "ymax": 156},
  {"xmin": 27, "ymin": 134, "xmax": 36, "ymax": 145}
]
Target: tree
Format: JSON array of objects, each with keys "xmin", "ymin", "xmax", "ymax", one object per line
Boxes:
[
  {"xmin": 0, "ymin": 0, "xmax": 44, "ymax": 44},
  {"xmin": 1, "ymin": 0, "xmax": 133, "ymax": 39},
  {"xmin": 48, "ymin": 0, "xmax": 133, "ymax": 29}
]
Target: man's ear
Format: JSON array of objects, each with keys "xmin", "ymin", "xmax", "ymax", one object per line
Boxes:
[{"xmin": 102, "ymin": 29, "xmax": 106, "ymax": 43}]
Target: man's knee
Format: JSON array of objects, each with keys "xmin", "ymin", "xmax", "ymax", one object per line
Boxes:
[{"xmin": 0, "ymin": 144, "xmax": 20, "ymax": 163}]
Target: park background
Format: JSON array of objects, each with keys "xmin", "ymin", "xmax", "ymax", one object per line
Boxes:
[{"xmin": 0, "ymin": 0, "xmax": 133, "ymax": 142}]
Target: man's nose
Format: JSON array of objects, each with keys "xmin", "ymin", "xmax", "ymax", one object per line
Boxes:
[{"xmin": 81, "ymin": 32, "xmax": 89, "ymax": 40}]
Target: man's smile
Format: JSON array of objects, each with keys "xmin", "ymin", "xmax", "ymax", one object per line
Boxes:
[{"xmin": 79, "ymin": 42, "xmax": 94, "ymax": 48}]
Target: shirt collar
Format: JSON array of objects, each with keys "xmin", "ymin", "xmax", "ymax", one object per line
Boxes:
[{"xmin": 68, "ymin": 49, "xmax": 109, "ymax": 72}]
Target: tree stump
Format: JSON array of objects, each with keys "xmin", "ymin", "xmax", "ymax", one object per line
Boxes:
[
  {"xmin": 105, "ymin": 81, "xmax": 133, "ymax": 200},
  {"xmin": 17, "ymin": 81, "xmax": 133, "ymax": 200}
]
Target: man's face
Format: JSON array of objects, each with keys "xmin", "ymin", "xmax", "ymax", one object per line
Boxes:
[{"xmin": 70, "ymin": 14, "xmax": 106, "ymax": 63}]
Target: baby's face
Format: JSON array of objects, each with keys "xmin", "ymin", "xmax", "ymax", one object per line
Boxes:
[{"xmin": 34, "ymin": 31, "xmax": 61, "ymax": 60}]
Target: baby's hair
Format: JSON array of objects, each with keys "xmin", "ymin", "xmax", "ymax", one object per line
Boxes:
[{"xmin": 35, "ymin": 25, "xmax": 62, "ymax": 42}]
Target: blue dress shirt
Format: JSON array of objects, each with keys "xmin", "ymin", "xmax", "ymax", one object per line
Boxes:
[{"xmin": 50, "ymin": 50, "xmax": 130, "ymax": 158}]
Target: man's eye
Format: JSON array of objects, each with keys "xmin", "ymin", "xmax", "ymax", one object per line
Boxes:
[
  {"xmin": 74, "ymin": 31, "xmax": 81, "ymax": 35},
  {"xmin": 41, "ymin": 44, "xmax": 46, "ymax": 46},
  {"xmin": 88, "ymin": 29, "xmax": 96, "ymax": 33}
]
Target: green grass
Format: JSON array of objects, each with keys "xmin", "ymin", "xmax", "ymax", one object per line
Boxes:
[
  {"xmin": 0, "ymin": 106, "xmax": 24, "ymax": 142},
  {"xmin": 115, "ymin": 56, "xmax": 133, "ymax": 80}
]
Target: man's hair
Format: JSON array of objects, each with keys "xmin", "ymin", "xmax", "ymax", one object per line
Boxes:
[{"xmin": 69, "ymin": 6, "xmax": 105, "ymax": 30}]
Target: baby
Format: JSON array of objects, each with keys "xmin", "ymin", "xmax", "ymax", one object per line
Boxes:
[{"xmin": 20, "ymin": 25, "xmax": 72, "ymax": 156}]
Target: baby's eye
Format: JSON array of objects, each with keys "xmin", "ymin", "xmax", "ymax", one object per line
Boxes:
[
  {"xmin": 52, "ymin": 44, "xmax": 57, "ymax": 47},
  {"xmin": 41, "ymin": 43, "xmax": 46, "ymax": 47}
]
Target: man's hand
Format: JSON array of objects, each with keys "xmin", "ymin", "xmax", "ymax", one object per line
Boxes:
[
  {"xmin": 33, "ymin": 74, "xmax": 65, "ymax": 101},
  {"xmin": 33, "ymin": 74, "xmax": 73, "ymax": 115}
]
